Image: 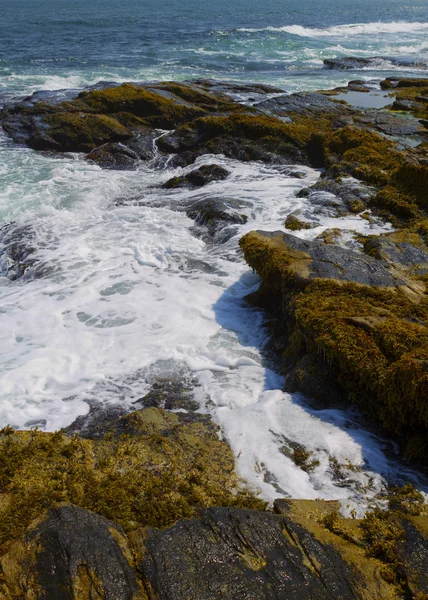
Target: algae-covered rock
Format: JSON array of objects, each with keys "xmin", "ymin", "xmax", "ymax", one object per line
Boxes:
[
  {"xmin": 0, "ymin": 408, "xmax": 264, "ymax": 556},
  {"xmin": 240, "ymin": 230, "xmax": 407, "ymax": 288},
  {"xmin": 284, "ymin": 215, "xmax": 312, "ymax": 231},
  {"xmin": 240, "ymin": 229, "xmax": 428, "ymax": 458},
  {"xmin": 0, "ymin": 505, "xmax": 146, "ymax": 600}
]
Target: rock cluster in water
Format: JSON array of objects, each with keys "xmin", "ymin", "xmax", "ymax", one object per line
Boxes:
[{"xmin": 1, "ymin": 76, "xmax": 428, "ymax": 598}]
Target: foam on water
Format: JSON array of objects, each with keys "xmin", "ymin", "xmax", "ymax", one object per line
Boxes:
[
  {"xmin": 239, "ymin": 21, "xmax": 428, "ymax": 37},
  {"xmin": 0, "ymin": 128, "xmax": 425, "ymax": 510}
]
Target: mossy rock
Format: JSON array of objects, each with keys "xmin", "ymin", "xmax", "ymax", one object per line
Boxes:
[
  {"xmin": 0, "ymin": 408, "xmax": 264, "ymax": 557},
  {"xmin": 40, "ymin": 112, "xmax": 133, "ymax": 152},
  {"xmin": 240, "ymin": 229, "xmax": 428, "ymax": 458},
  {"xmin": 284, "ymin": 215, "xmax": 312, "ymax": 231}
]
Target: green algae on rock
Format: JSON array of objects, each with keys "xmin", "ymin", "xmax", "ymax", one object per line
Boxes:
[
  {"xmin": 240, "ymin": 230, "xmax": 428, "ymax": 459},
  {"xmin": 0, "ymin": 408, "xmax": 265, "ymax": 558}
]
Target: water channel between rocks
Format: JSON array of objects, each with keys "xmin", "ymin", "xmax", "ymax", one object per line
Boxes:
[{"xmin": 0, "ymin": 127, "xmax": 425, "ymax": 516}]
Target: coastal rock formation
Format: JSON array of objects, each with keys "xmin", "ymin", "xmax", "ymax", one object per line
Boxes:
[
  {"xmin": 2, "ymin": 494, "xmax": 428, "ymax": 599},
  {"xmin": 2, "ymin": 76, "xmax": 428, "ymax": 598}
]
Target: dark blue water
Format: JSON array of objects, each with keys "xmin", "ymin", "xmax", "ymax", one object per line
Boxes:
[{"xmin": 0, "ymin": 0, "xmax": 427, "ymax": 98}]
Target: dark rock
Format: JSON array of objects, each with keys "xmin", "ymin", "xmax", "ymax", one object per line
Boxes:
[
  {"xmin": 364, "ymin": 233, "xmax": 428, "ymax": 275},
  {"xmin": 1, "ymin": 505, "xmax": 144, "ymax": 600},
  {"xmin": 285, "ymin": 354, "xmax": 344, "ymax": 406},
  {"xmin": 186, "ymin": 197, "xmax": 249, "ymax": 232},
  {"xmin": 357, "ymin": 111, "xmax": 427, "ymax": 138},
  {"xmin": 87, "ymin": 142, "xmax": 140, "ymax": 170},
  {"xmin": 140, "ymin": 506, "xmax": 386, "ymax": 600},
  {"xmin": 398, "ymin": 520, "xmax": 428, "ymax": 596},
  {"xmin": 163, "ymin": 164, "xmax": 230, "ymax": 189},
  {"xmin": 0, "ymin": 222, "xmax": 40, "ymax": 280},
  {"xmin": 297, "ymin": 177, "xmax": 374, "ymax": 216},
  {"xmin": 62, "ymin": 404, "xmax": 131, "ymax": 439},
  {"xmin": 324, "ymin": 56, "xmax": 428, "ymax": 70},
  {"xmin": 256, "ymin": 92, "xmax": 349, "ymax": 118},
  {"xmin": 243, "ymin": 230, "xmax": 407, "ymax": 287},
  {"xmin": 133, "ymin": 378, "xmax": 199, "ymax": 411}
]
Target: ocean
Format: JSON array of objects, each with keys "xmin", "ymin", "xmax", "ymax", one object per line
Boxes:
[{"xmin": 0, "ymin": 0, "xmax": 427, "ymax": 512}]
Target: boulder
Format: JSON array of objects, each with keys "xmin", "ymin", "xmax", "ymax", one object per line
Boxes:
[
  {"xmin": 140, "ymin": 505, "xmax": 396, "ymax": 600},
  {"xmin": 162, "ymin": 164, "xmax": 230, "ymax": 188},
  {"xmin": 186, "ymin": 197, "xmax": 249, "ymax": 232},
  {"xmin": 0, "ymin": 505, "xmax": 145, "ymax": 600},
  {"xmin": 87, "ymin": 142, "xmax": 140, "ymax": 169}
]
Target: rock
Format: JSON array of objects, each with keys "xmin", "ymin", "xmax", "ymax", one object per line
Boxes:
[
  {"xmin": 140, "ymin": 505, "xmax": 396, "ymax": 600},
  {"xmin": 324, "ymin": 56, "xmax": 428, "ymax": 70},
  {"xmin": 162, "ymin": 164, "xmax": 230, "ymax": 188},
  {"xmin": 239, "ymin": 228, "xmax": 428, "ymax": 457},
  {"xmin": 297, "ymin": 177, "xmax": 374, "ymax": 216},
  {"xmin": 256, "ymin": 92, "xmax": 349, "ymax": 118},
  {"xmin": 87, "ymin": 142, "xmax": 140, "ymax": 169},
  {"xmin": 285, "ymin": 354, "xmax": 344, "ymax": 406},
  {"xmin": 0, "ymin": 222, "xmax": 41, "ymax": 280},
  {"xmin": 186, "ymin": 197, "xmax": 249, "ymax": 232},
  {"xmin": 133, "ymin": 377, "xmax": 199, "ymax": 411},
  {"xmin": 241, "ymin": 230, "xmax": 407, "ymax": 288},
  {"xmin": 0, "ymin": 504, "xmax": 145, "ymax": 600},
  {"xmin": 364, "ymin": 232, "xmax": 428, "ymax": 275},
  {"xmin": 284, "ymin": 215, "xmax": 312, "ymax": 231},
  {"xmin": 356, "ymin": 111, "xmax": 427, "ymax": 138}
]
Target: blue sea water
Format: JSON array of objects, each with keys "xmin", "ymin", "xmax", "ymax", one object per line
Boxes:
[
  {"xmin": 0, "ymin": 0, "xmax": 427, "ymax": 509},
  {"xmin": 0, "ymin": 0, "xmax": 427, "ymax": 99}
]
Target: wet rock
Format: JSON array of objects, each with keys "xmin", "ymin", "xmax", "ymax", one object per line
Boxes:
[
  {"xmin": 284, "ymin": 215, "xmax": 312, "ymax": 231},
  {"xmin": 87, "ymin": 142, "xmax": 140, "ymax": 169},
  {"xmin": 297, "ymin": 177, "xmax": 374, "ymax": 216},
  {"xmin": 324, "ymin": 56, "xmax": 428, "ymax": 70},
  {"xmin": 62, "ymin": 404, "xmax": 131, "ymax": 439},
  {"xmin": 256, "ymin": 92, "xmax": 349, "ymax": 118},
  {"xmin": 364, "ymin": 232, "xmax": 428, "ymax": 275},
  {"xmin": 193, "ymin": 79, "xmax": 285, "ymax": 101},
  {"xmin": 357, "ymin": 111, "xmax": 427, "ymax": 138},
  {"xmin": 140, "ymin": 506, "xmax": 394, "ymax": 600},
  {"xmin": 186, "ymin": 197, "xmax": 249, "ymax": 232},
  {"xmin": 0, "ymin": 504, "xmax": 145, "ymax": 600},
  {"xmin": 242, "ymin": 230, "xmax": 407, "ymax": 288},
  {"xmin": 0, "ymin": 222, "xmax": 41, "ymax": 280},
  {"xmin": 133, "ymin": 378, "xmax": 199, "ymax": 411},
  {"xmin": 285, "ymin": 354, "xmax": 344, "ymax": 406},
  {"xmin": 162, "ymin": 164, "xmax": 230, "ymax": 188},
  {"xmin": 398, "ymin": 519, "xmax": 428, "ymax": 595}
]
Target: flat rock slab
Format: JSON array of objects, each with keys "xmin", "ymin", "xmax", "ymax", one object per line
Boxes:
[
  {"xmin": 253, "ymin": 230, "xmax": 407, "ymax": 287},
  {"xmin": 256, "ymin": 92, "xmax": 349, "ymax": 117}
]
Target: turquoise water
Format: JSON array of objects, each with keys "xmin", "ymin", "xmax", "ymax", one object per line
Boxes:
[{"xmin": 0, "ymin": 0, "xmax": 427, "ymax": 99}]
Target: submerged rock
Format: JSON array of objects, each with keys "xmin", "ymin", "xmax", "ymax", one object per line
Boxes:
[{"xmin": 324, "ymin": 56, "xmax": 428, "ymax": 70}]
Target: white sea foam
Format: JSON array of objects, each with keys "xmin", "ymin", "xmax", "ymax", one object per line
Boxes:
[
  {"xmin": 0, "ymin": 131, "xmax": 424, "ymax": 509},
  {"xmin": 238, "ymin": 21, "xmax": 428, "ymax": 37}
]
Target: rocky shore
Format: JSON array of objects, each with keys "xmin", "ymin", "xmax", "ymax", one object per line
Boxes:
[{"xmin": 1, "ymin": 75, "xmax": 428, "ymax": 598}]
